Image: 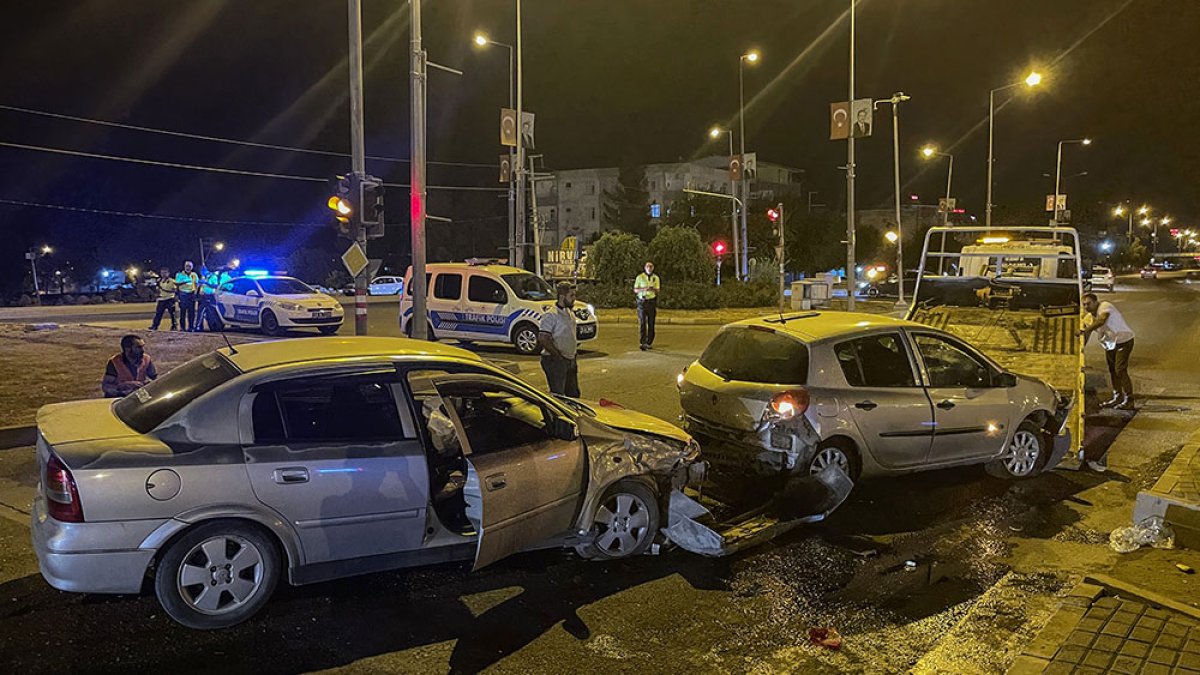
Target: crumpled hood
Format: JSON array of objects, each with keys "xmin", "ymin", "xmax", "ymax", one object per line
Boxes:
[{"xmin": 579, "ymin": 400, "xmax": 691, "ymax": 444}]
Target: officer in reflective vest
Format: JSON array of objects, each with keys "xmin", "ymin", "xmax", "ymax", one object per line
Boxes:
[
  {"xmin": 175, "ymin": 261, "xmax": 199, "ymax": 331},
  {"xmin": 102, "ymin": 334, "xmax": 158, "ymax": 398},
  {"xmin": 194, "ymin": 267, "xmax": 228, "ymax": 332}
]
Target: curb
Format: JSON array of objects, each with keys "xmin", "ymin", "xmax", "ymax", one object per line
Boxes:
[
  {"xmin": 0, "ymin": 425, "xmax": 35, "ymax": 450},
  {"xmin": 1084, "ymin": 573, "xmax": 1200, "ymax": 621}
]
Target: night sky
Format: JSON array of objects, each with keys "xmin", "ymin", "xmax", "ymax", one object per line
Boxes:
[{"xmin": 1, "ymin": 0, "xmax": 1196, "ymax": 290}]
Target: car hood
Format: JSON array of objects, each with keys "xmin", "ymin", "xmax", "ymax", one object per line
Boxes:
[
  {"xmin": 274, "ymin": 294, "xmax": 341, "ymax": 308},
  {"xmin": 36, "ymin": 399, "xmax": 138, "ymax": 446},
  {"xmin": 579, "ymin": 400, "xmax": 691, "ymax": 444}
]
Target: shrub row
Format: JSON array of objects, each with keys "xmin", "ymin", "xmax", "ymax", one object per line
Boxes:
[{"xmin": 577, "ymin": 281, "xmax": 778, "ymax": 310}]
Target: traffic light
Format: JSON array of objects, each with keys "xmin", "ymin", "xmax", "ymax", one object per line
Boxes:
[
  {"xmin": 327, "ymin": 174, "xmax": 356, "ymax": 238},
  {"xmin": 359, "ymin": 175, "xmax": 385, "ymax": 239},
  {"xmin": 766, "ymin": 207, "xmax": 780, "ymax": 222},
  {"xmin": 713, "ymin": 241, "xmax": 727, "ymax": 256}
]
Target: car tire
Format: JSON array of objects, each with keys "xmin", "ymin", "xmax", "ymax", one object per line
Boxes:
[
  {"xmin": 318, "ymin": 325, "xmax": 339, "ymax": 335},
  {"xmin": 867, "ymin": 287, "xmax": 880, "ymax": 298},
  {"xmin": 512, "ymin": 322, "xmax": 542, "ymax": 355},
  {"xmin": 260, "ymin": 310, "xmax": 282, "ymax": 337},
  {"xmin": 805, "ymin": 438, "xmax": 861, "ymax": 482},
  {"xmin": 404, "ymin": 319, "xmax": 437, "ymax": 341},
  {"xmin": 154, "ymin": 520, "xmax": 280, "ymax": 630},
  {"xmin": 576, "ymin": 480, "xmax": 660, "ymax": 561},
  {"xmin": 986, "ymin": 419, "xmax": 1049, "ymax": 480}
]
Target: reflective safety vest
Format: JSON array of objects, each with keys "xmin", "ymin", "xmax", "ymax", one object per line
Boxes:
[
  {"xmin": 109, "ymin": 353, "xmax": 151, "ymax": 385},
  {"xmin": 157, "ymin": 276, "xmax": 178, "ymax": 301},
  {"xmin": 200, "ymin": 271, "xmax": 231, "ymax": 296},
  {"xmin": 175, "ymin": 271, "xmax": 198, "ymax": 293}
]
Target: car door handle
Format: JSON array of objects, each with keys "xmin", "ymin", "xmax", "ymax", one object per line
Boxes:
[
  {"xmin": 484, "ymin": 473, "xmax": 508, "ymax": 491},
  {"xmin": 936, "ymin": 400, "xmax": 956, "ymax": 410},
  {"xmin": 854, "ymin": 400, "xmax": 878, "ymax": 411},
  {"xmin": 273, "ymin": 467, "xmax": 309, "ymax": 484}
]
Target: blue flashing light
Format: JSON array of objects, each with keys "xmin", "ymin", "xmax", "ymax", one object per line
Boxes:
[{"xmin": 244, "ymin": 269, "xmax": 270, "ymax": 278}]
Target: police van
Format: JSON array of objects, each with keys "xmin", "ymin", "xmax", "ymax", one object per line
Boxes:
[{"xmin": 399, "ymin": 261, "xmax": 598, "ymax": 355}]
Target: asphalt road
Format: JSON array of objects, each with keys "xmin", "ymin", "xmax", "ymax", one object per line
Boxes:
[{"xmin": 1, "ymin": 274, "xmax": 1198, "ymax": 673}]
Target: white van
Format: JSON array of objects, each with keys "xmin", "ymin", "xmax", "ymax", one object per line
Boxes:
[{"xmin": 399, "ymin": 261, "xmax": 599, "ymax": 355}]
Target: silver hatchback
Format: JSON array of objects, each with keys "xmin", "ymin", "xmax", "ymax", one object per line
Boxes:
[
  {"xmin": 32, "ymin": 337, "xmax": 701, "ymax": 629},
  {"xmin": 678, "ymin": 312, "xmax": 1070, "ymax": 484}
]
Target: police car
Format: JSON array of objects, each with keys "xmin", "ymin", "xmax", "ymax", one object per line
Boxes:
[
  {"xmin": 215, "ymin": 275, "xmax": 344, "ymax": 336},
  {"xmin": 399, "ymin": 261, "xmax": 599, "ymax": 355}
]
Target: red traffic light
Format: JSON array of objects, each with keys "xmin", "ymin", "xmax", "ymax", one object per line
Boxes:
[
  {"xmin": 713, "ymin": 241, "xmax": 727, "ymax": 255},
  {"xmin": 766, "ymin": 208, "xmax": 780, "ymax": 222}
]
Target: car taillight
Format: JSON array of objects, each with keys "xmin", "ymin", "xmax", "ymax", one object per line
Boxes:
[
  {"xmin": 769, "ymin": 389, "xmax": 810, "ymax": 420},
  {"xmin": 44, "ymin": 454, "xmax": 84, "ymax": 523}
]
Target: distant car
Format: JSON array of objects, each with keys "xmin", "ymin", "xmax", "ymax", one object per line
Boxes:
[
  {"xmin": 215, "ymin": 275, "xmax": 343, "ymax": 336},
  {"xmin": 31, "ymin": 337, "xmax": 702, "ymax": 629},
  {"xmin": 866, "ymin": 270, "xmax": 921, "ymax": 298},
  {"xmin": 1090, "ymin": 266, "xmax": 1115, "ymax": 291},
  {"xmin": 368, "ymin": 276, "xmax": 404, "ymax": 296},
  {"xmin": 1140, "ymin": 266, "xmax": 1159, "ymax": 279},
  {"xmin": 678, "ymin": 312, "xmax": 1068, "ymax": 487}
]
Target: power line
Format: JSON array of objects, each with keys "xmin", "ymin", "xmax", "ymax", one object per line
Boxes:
[
  {"xmin": 0, "ymin": 103, "xmax": 497, "ymax": 169},
  {"xmin": 0, "ymin": 197, "xmax": 327, "ymax": 228},
  {"xmin": 0, "ymin": 140, "xmax": 506, "ymax": 192}
]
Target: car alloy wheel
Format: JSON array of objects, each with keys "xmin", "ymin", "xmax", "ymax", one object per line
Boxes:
[
  {"xmin": 513, "ymin": 324, "xmax": 541, "ymax": 355},
  {"xmin": 577, "ymin": 480, "xmax": 659, "ymax": 560},
  {"xmin": 177, "ymin": 534, "xmax": 266, "ymax": 615},
  {"xmin": 1002, "ymin": 429, "xmax": 1041, "ymax": 477},
  {"xmin": 260, "ymin": 310, "xmax": 281, "ymax": 336},
  {"xmin": 809, "ymin": 445, "xmax": 850, "ymax": 475}
]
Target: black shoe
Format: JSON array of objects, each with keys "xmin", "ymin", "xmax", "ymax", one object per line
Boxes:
[
  {"xmin": 1099, "ymin": 394, "xmax": 1122, "ymax": 408},
  {"xmin": 1115, "ymin": 397, "xmax": 1135, "ymax": 411},
  {"xmin": 639, "ymin": 343, "xmax": 648, "ymax": 351}
]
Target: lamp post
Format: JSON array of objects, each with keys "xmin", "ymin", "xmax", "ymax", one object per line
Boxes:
[
  {"xmin": 986, "ymin": 70, "xmax": 1042, "ymax": 227},
  {"xmin": 473, "ymin": 31, "xmax": 516, "ymax": 263},
  {"xmin": 875, "ymin": 92, "xmax": 910, "ymax": 304},
  {"xmin": 198, "ymin": 238, "xmax": 224, "ymax": 269},
  {"xmin": 26, "ymin": 244, "xmax": 51, "ymax": 301},
  {"xmin": 709, "ymin": 125, "xmax": 740, "ymax": 274},
  {"xmin": 845, "ymin": 0, "xmax": 857, "ymax": 310},
  {"xmin": 1052, "ymin": 138, "xmax": 1090, "ymax": 225},
  {"xmin": 921, "ymin": 146, "xmax": 955, "ymax": 227},
  {"xmin": 738, "ymin": 49, "xmax": 759, "ymax": 281}
]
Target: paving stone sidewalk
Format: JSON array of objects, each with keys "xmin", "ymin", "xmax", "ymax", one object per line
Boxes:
[{"xmin": 1009, "ymin": 582, "xmax": 1200, "ymax": 674}]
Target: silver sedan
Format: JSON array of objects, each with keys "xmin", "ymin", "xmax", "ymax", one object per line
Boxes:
[{"xmin": 32, "ymin": 337, "xmax": 702, "ymax": 629}]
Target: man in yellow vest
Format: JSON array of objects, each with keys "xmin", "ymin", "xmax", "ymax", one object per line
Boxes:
[
  {"xmin": 149, "ymin": 266, "xmax": 178, "ymax": 331},
  {"xmin": 633, "ymin": 261, "xmax": 660, "ymax": 350},
  {"xmin": 175, "ymin": 261, "xmax": 199, "ymax": 331}
]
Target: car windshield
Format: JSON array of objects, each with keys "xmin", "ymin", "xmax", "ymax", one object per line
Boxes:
[
  {"xmin": 257, "ymin": 278, "xmax": 315, "ymax": 295},
  {"xmin": 699, "ymin": 327, "xmax": 809, "ymax": 384},
  {"xmin": 502, "ymin": 273, "xmax": 555, "ymax": 301},
  {"xmin": 114, "ymin": 352, "xmax": 241, "ymax": 434}
]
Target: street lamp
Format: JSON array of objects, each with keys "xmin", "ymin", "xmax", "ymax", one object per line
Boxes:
[
  {"xmin": 25, "ymin": 245, "xmax": 53, "ymax": 301},
  {"xmin": 737, "ymin": 48, "xmax": 760, "ymax": 280},
  {"xmin": 1052, "ymin": 138, "xmax": 1091, "ymax": 226},
  {"xmin": 708, "ymin": 125, "xmax": 740, "ymax": 272},
  {"xmin": 472, "ymin": 29, "xmax": 517, "ymax": 263},
  {"xmin": 921, "ymin": 145, "xmax": 955, "ymax": 227},
  {"xmin": 986, "ymin": 70, "xmax": 1043, "ymax": 227},
  {"xmin": 885, "ymin": 230, "xmax": 899, "ymax": 243},
  {"xmin": 875, "ymin": 92, "xmax": 911, "ymax": 305}
]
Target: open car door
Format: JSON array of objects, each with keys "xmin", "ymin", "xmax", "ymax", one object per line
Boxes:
[{"xmin": 431, "ymin": 374, "xmax": 586, "ymax": 570}]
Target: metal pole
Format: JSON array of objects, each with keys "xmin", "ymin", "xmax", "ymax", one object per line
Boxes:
[
  {"xmin": 410, "ymin": 0, "xmax": 428, "ymax": 340},
  {"xmin": 348, "ymin": 0, "xmax": 369, "ymax": 335},
  {"xmin": 777, "ymin": 202, "xmax": 786, "ymax": 311},
  {"xmin": 890, "ymin": 98, "xmax": 904, "ymax": 304},
  {"xmin": 738, "ymin": 61, "xmax": 748, "ymax": 281},
  {"xmin": 727, "ymin": 132, "xmax": 739, "ymax": 274},
  {"xmin": 1053, "ymin": 140, "xmax": 1063, "ymax": 227},
  {"xmin": 513, "ymin": 0, "xmax": 526, "ymax": 269},
  {"xmin": 985, "ymin": 89, "xmax": 995, "ymax": 228},
  {"xmin": 506, "ymin": 44, "xmax": 516, "ymax": 265},
  {"xmin": 29, "ymin": 252, "xmax": 40, "ymax": 300},
  {"xmin": 530, "ymin": 154, "xmax": 542, "ymax": 277},
  {"xmin": 198, "ymin": 237, "xmax": 206, "ymax": 270},
  {"xmin": 845, "ymin": 0, "xmax": 857, "ymax": 311},
  {"xmin": 943, "ymin": 154, "xmax": 954, "ymax": 227}
]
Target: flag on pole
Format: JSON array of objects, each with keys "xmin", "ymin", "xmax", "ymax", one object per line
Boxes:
[
  {"xmin": 830, "ymin": 101, "xmax": 850, "ymax": 140},
  {"xmin": 500, "ymin": 108, "xmax": 517, "ymax": 147}
]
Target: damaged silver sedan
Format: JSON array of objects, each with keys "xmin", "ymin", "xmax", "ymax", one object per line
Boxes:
[{"xmin": 31, "ymin": 337, "xmax": 705, "ymax": 629}]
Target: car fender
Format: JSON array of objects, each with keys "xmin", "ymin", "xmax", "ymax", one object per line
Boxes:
[
  {"xmin": 808, "ymin": 408, "xmax": 877, "ymax": 474},
  {"xmin": 140, "ymin": 503, "xmax": 304, "ymax": 570}
]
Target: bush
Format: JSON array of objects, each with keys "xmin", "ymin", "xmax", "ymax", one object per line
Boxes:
[
  {"xmin": 576, "ymin": 280, "xmax": 776, "ymax": 310},
  {"xmin": 588, "ymin": 232, "xmax": 646, "ymax": 285},
  {"xmin": 718, "ymin": 281, "xmax": 778, "ymax": 308},
  {"xmin": 647, "ymin": 226, "xmax": 713, "ymax": 283}
]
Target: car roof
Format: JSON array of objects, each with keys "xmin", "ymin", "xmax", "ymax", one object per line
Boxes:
[
  {"xmin": 416, "ymin": 263, "xmax": 528, "ymax": 276},
  {"xmin": 728, "ymin": 311, "xmax": 923, "ymax": 342},
  {"xmin": 221, "ymin": 336, "xmax": 483, "ymax": 372}
]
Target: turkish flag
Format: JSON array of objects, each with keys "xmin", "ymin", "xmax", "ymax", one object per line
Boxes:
[{"xmin": 830, "ymin": 101, "xmax": 850, "ymax": 140}]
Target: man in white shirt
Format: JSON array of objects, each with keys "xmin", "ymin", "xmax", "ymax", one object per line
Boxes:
[
  {"xmin": 538, "ymin": 282, "xmax": 580, "ymax": 397},
  {"xmin": 1081, "ymin": 293, "xmax": 1136, "ymax": 410}
]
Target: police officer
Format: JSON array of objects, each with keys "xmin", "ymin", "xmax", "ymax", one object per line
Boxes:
[
  {"xmin": 149, "ymin": 266, "xmax": 178, "ymax": 331},
  {"xmin": 634, "ymin": 261, "xmax": 660, "ymax": 350},
  {"xmin": 174, "ymin": 261, "xmax": 199, "ymax": 331},
  {"xmin": 194, "ymin": 266, "xmax": 231, "ymax": 332}
]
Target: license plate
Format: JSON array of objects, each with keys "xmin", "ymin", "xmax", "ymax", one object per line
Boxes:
[
  {"xmin": 312, "ymin": 310, "xmax": 331, "ymax": 318},
  {"xmin": 577, "ymin": 324, "xmax": 596, "ymax": 338}
]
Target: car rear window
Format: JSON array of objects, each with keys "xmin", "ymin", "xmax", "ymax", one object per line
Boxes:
[
  {"xmin": 114, "ymin": 352, "xmax": 241, "ymax": 433},
  {"xmin": 699, "ymin": 327, "xmax": 808, "ymax": 384}
]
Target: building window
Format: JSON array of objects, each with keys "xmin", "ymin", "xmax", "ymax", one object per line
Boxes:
[
  {"xmin": 587, "ymin": 207, "xmax": 597, "ymax": 221},
  {"xmin": 564, "ymin": 181, "xmax": 572, "ymax": 189},
  {"xmin": 584, "ymin": 183, "xmax": 596, "ymax": 195},
  {"xmin": 650, "ymin": 202, "xmax": 661, "ymax": 219}
]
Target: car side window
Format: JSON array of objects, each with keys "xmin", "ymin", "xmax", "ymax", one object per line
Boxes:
[
  {"xmin": 434, "ymin": 273, "xmax": 463, "ymax": 300},
  {"xmin": 405, "ymin": 273, "xmax": 432, "ymax": 296},
  {"xmin": 468, "ymin": 276, "xmax": 508, "ymax": 304},
  {"xmin": 230, "ymin": 279, "xmax": 257, "ymax": 295},
  {"xmin": 834, "ymin": 333, "xmax": 916, "ymax": 387},
  {"xmin": 252, "ymin": 373, "xmax": 404, "ymax": 443},
  {"xmin": 434, "ymin": 379, "xmax": 554, "ymax": 456},
  {"xmin": 913, "ymin": 334, "xmax": 993, "ymax": 388}
]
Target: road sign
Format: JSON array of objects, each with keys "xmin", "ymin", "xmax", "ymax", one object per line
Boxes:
[
  {"xmin": 829, "ymin": 101, "xmax": 850, "ymax": 140},
  {"xmin": 1045, "ymin": 194, "xmax": 1067, "ymax": 212},
  {"xmin": 938, "ymin": 197, "xmax": 957, "ymax": 213},
  {"xmin": 500, "ymin": 108, "xmax": 517, "ymax": 147},
  {"xmin": 341, "ymin": 242, "xmax": 368, "ymax": 278}
]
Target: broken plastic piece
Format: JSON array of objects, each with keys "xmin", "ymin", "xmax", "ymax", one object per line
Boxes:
[
  {"xmin": 904, "ymin": 560, "xmax": 918, "ymax": 572},
  {"xmin": 808, "ymin": 627, "xmax": 843, "ymax": 650},
  {"xmin": 1177, "ymin": 563, "xmax": 1195, "ymax": 574},
  {"xmin": 1109, "ymin": 516, "xmax": 1175, "ymax": 553}
]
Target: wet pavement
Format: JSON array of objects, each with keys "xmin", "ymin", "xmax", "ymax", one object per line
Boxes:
[{"xmin": 1, "ymin": 274, "xmax": 1198, "ymax": 673}]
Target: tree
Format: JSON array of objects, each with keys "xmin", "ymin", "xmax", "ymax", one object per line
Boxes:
[
  {"xmin": 587, "ymin": 231, "xmax": 646, "ymax": 284},
  {"xmin": 602, "ymin": 165, "xmax": 653, "ymax": 241},
  {"xmin": 647, "ymin": 226, "xmax": 713, "ymax": 283},
  {"xmin": 785, "ymin": 209, "xmax": 850, "ymax": 274}
]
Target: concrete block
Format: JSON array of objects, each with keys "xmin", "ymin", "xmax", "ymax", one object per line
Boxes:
[
  {"xmin": 1070, "ymin": 583, "xmax": 1105, "ymax": 601},
  {"xmin": 1006, "ymin": 654, "xmax": 1049, "ymax": 675}
]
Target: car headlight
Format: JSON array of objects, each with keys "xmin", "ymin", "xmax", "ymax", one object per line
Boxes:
[
  {"xmin": 587, "ymin": 303, "xmax": 595, "ymax": 316},
  {"xmin": 277, "ymin": 302, "xmax": 299, "ymax": 311}
]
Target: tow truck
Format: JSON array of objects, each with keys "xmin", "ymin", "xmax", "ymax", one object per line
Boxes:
[{"xmin": 906, "ymin": 226, "xmax": 1082, "ymax": 467}]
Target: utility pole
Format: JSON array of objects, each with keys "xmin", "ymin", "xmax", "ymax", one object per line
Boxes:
[
  {"xmin": 529, "ymin": 154, "xmax": 542, "ymax": 277},
  {"xmin": 347, "ymin": 0, "xmax": 370, "ymax": 335},
  {"xmin": 776, "ymin": 202, "xmax": 786, "ymax": 311},
  {"xmin": 513, "ymin": 0, "xmax": 526, "ymax": 269},
  {"xmin": 845, "ymin": 0, "xmax": 857, "ymax": 311},
  {"xmin": 409, "ymin": 0, "xmax": 429, "ymax": 339},
  {"xmin": 876, "ymin": 92, "xmax": 910, "ymax": 304}
]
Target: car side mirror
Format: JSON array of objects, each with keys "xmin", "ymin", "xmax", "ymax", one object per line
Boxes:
[
  {"xmin": 553, "ymin": 417, "xmax": 578, "ymax": 441},
  {"xmin": 247, "ymin": 290, "xmax": 261, "ymax": 298},
  {"xmin": 996, "ymin": 372, "xmax": 1018, "ymax": 388}
]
